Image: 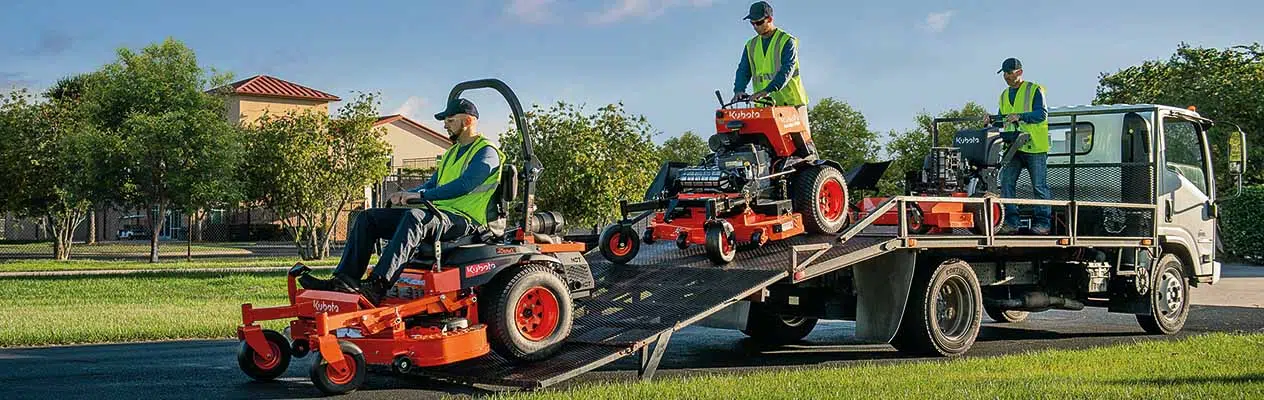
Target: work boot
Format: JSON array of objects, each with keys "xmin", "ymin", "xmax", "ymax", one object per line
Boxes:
[
  {"xmin": 357, "ymin": 276, "xmax": 393, "ymax": 306},
  {"xmin": 996, "ymin": 223, "xmax": 1019, "ymax": 235},
  {"xmin": 1031, "ymin": 224, "xmax": 1051, "ymax": 235},
  {"xmin": 299, "ymin": 272, "xmax": 359, "ymax": 292}
]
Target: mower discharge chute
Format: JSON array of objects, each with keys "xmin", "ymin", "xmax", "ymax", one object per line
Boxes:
[
  {"xmin": 233, "ymin": 79, "xmax": 596, "ymax": 396},
  {"xmin": 599, "ymin": 91, "xmax": 850, "ymax": 265},
  {"xmin": 851, "ymin": 115, "xmax": 1029, "ymax": 234}
]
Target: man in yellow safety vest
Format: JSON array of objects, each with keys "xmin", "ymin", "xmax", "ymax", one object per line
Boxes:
[
  {"xmin": 299, "ymin": 98, "xmax": 503, "ymax": 304},
  {"xmin": 988, "ymin": 57, "xmax": 1051, "ymax": 235},
  {"xmin": 731, "ymin": 1, "xmax": 811, "ymax": 134}
]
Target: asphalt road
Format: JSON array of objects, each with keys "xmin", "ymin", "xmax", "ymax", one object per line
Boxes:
[{"xmin": 2, "ymin": 267, "xmax": 1261, "ymax": 400}]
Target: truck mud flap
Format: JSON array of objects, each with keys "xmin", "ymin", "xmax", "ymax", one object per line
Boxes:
[{"xmin": 852, "ymin": 249, "xmax": 917, "ymax": 343}]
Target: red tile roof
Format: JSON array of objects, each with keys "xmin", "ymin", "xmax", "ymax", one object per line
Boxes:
[
  {"xmin": 375, "ymin": 114, "xmax": 452, "ymax": 145},
  {"xmin": 215, "ymin": 75, "xmax": 341, "ymax": 101}
]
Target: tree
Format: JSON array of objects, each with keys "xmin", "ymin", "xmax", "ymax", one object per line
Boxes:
[
  {"xmin": 244, "ymin": 92, "xmax": 392, "ymax": 260},
  {"xmin": 1095, "ymin": 42, "xmax": 1264, "ymax": 188},
  {"xmin": 659, "ymin": 130, "xmax": 710, "ymax": 164},
  {"xmin": 809, "ymin": 98, "xmax": 881, "ymax": 168},
  {"xmin": 80, "ymin": 38, "xmax": 242, "ymax": 262},
  {"xmin": 0, "ymin": 89, "xmax": 99, "ymax": 260},
  {"xmin": 877, "ymin": 102, "xmax": 991, "ymax": 196},
  {"xmin": 500, "ymin": 102, "xmax": 660, "ymax": 228}
]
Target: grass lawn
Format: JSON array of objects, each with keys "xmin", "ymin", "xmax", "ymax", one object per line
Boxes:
[
  {"xmin": 0, "ymin": 257, "xmax": 338, "ymax": 273},
  {"xmin": 501, "ymin": 333, "xmax": 1264, "ymax": 400},
  {"xmin": 0, "ymin": 242, "xmax": 255, "ymax": 257},
  {"xmin": 0, "ymin": 271, "xmax": 297, "ymax": 347}
]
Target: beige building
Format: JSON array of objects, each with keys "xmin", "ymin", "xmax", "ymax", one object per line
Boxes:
[
  {"xmin": 375, "ymin": 114, "xmax": 452, "ymax": 173},
  {"xmin": 214, "ymin": 74, "xmax": 340, "ymax": 125}
]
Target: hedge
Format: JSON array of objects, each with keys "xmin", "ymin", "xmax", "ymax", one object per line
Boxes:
[{"xmin": 1219, "ymin": 184, "xmax": 1264, "ymax": 261}]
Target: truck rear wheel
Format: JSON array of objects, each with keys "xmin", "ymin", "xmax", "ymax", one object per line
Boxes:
[
  {"xmin": 892, "ymin": 259, "xmax": 982, "ymax": 357},
  {"xmin": 741, "ymin": 302, "xmax": 818, "ymax": 345},
  {"xmin": 793, "ymin": 165, "xmax": 849, "ymax": 234},
  {"xmin": 482, "ymin": 264, "xmax": 574, "ymax": 361},
  {"xmin": 984, "ymin": 306, "xmax": 1029, "ymax": 323},
  {"xmin": 1136, "ymin": 254, "xmax": 1190, "ymax": 335}
]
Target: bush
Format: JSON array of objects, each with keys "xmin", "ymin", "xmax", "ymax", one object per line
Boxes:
[{"xmin": 1219, "ymin": 184, "xmax": 1264, "ymax": 261}]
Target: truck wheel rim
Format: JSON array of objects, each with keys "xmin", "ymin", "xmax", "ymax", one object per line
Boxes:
[
  {"xmin": 1160, "ymin": 270, "xmax": 1184, "ymax": 318},
  {"xmin": 516, "ymin": 287, "xmax": 560, "ymax": 341},
  {"xmin": 819, "ymin": 179, "xmax": 845, "ymax": 221},
  {"xmin": 253, "ymin": 341, "xmax": 281, "ymax": 370},
  {"xmin": 325, "ymin": 357, "xmax": 356, "ymax": 385},
  {"xmin": 608, "ymin": 233, "xmax": 632, "ymax": 257},
  {"xmin": 935, "ymin": 276, "xmax": 973, "ymax": 340}
]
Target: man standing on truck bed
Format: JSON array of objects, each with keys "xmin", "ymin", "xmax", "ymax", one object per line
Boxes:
[
  {"xmin": 731, "ymin": 1, "xmax": 811, "ymax": 135},
  {"xmin": 990, "ymin": 57, "xmax": 1051, "ymax": 235}
]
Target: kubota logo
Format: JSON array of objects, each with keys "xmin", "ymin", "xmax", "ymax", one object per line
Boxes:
[
  {"xmin": 465, "ymin": 262, "xmax": 495, "ymax": 277},
  {"xmin": 727, "ymin": 110, "xmax": 762, "ymax": 120},
  {"xmin": 955, "ymin": 136, "xmax": 981, "ymax": 145},
  {"xmin": 313, "ymin": 301, "xmax": 340, "ymax": 313}
]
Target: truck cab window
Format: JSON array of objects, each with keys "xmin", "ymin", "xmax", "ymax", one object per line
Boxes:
[{"xmin": 1163, "ymin": 118, "xmax": 1209, "ymax": 195}]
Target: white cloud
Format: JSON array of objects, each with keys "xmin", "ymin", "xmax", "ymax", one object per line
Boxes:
[
  {"xmin": 507, "ymin": 0, "xmax": 555, "ymax": 24},
  {"xmin": 587, "ymin": 0, "xmax": 716, "ymax": 25},
  {"xmin": 922, "ymin": 10, "xmax": 955, "ymax": 33},
  {"xmin": 391, "ymin": 96, "xmax": 430, "ymax": 122}
]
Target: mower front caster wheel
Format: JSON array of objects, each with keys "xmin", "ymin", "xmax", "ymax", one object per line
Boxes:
[
  {"xmin": 310, "ymin": 340, "xmax": 367, "ymax": 395},
  {"xmin": 704, "ymin": 221, "xmax": 737, "ymax": 264},
  {"xmin": 237, "ymin": 329, "xmax": 292, "ymax": 381},
  {"xmin": 599, "ymin": 224, "xmax": 639, "ymax": 264}
]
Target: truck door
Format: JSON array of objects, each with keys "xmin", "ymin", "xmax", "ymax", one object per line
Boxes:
[{"xmin": 1159, "ymin": 113, "xmax": 1215, "ymax": 276}]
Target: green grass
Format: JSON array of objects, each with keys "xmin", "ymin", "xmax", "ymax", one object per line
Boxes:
[
  {"xmin": 498, "ymin": 333, "xmax": 1264, "ymax": 400},
  {"xmin": 0, "ymin": 257, "xmax": 337, "ymax": 273},
  {"xmin": 0, "ymin": 271, "xmax": 298, "ymax": 347},
  {"xmin": 0, "ymin": 242, "xmax": 255, "ymax": 256}
]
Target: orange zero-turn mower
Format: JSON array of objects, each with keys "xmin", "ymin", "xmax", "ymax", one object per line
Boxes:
[
  {"xmin": 233, "ymin": 79, "xmax": 596, "ymax": 396},
  {"xmin": 598, "ymin": 91, "xmax": 850, "ymax": 265}
]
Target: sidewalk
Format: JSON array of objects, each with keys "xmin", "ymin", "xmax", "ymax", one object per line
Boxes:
[{"xmin": 1191, "ymin": 263, "xmax": 1264, "ymax": 308}]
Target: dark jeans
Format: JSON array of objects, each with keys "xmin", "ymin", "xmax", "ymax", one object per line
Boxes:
[
  {"xmin": 1000, "ymin": 151, "xmax": 1052, "ymax": 229},
  {"xmin": 334, "ymin": 207, "xmax": 473, "ymax": 284}
]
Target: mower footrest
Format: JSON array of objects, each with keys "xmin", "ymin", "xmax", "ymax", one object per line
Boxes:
[{"xmin": 752, "ymin": 199, "xmax": 792, "ymax": 216}]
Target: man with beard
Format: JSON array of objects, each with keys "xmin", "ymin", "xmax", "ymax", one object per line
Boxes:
[{"xmin": 298, "ymin": 97, "xmax": 503, "ymax": 305}]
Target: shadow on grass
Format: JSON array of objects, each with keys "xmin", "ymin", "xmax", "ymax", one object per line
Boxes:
[{"xmin": 1110, "ymin": 373, "xmax": 1264, "ymax": 386}]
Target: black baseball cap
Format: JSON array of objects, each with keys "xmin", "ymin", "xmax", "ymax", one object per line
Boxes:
[
  {"xmin": 743, "ymin": 1, "xmax": 773, "ymax": 20},
  {"xmin": 434, "ymin": 98, "xmax": 478, "ymax": 120},
  {"xmin": 997, "ymin": 57, "xmax": 1022, "ymax": 73}
]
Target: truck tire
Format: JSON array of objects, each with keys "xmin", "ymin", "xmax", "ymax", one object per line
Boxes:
[
  {"xmin": 741, "ymin": 302, "xmax": 818, "ymax": 346},
  {"xmin": 1136, "ymin": 254, "xmax": 1190, "ymax": 335},
  {"xmin": 793, "ymin": 165, "xmax": 849, "ymax": 234},
  {"xmin": 482, "ymin": 264, "xmax": 574, "ymax": 361},
  {"xmin": 984, "ymin": 306, "xmax": 1029, "ymax": 323},
  {"xmin": 892, "ymin": 259, "xmax": 983, "ymax": 357}
]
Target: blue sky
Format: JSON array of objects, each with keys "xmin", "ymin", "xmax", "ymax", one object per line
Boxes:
[{"xmin": 2, "ymin": 0, "xmax": 1261, "ymax": 149}]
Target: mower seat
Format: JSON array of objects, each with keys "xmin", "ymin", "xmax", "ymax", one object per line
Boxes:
[{"xmin": 405, "ymin": 164, "xmax": 519, "ymax": 266}]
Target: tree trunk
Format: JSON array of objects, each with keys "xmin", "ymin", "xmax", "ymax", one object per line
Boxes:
[
  {"xmin": 150, "ymin": 202, "xmax": 163, "ymax": 263},
  {"xmin": 87, "ymin": 206, "xmax": 97, "ymax": 245},
  {"xmin": 186, "ymin": 212, "xmax": 193, "ymax": 262}
]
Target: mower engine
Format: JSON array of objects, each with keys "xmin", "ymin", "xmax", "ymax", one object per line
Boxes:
[{"xmin": 675, "ymin": 141, "xmax": 775, "ymax": 197}]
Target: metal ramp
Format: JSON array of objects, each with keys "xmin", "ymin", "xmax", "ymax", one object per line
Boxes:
[{"xmin": 408, "ymin": 230, "xmax": 896, "ymax": 389}]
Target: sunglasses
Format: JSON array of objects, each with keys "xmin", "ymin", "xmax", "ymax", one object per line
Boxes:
[{"xmin": 750, "ymin": 18, "xmax": 768, "ymax": 26}]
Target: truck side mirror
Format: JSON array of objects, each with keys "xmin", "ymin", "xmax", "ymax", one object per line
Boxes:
[{"xmin": 1228, "ymin": 129, "xmax": 1247, "ymax": 176}]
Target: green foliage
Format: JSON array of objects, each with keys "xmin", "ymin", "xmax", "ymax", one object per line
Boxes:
[
  {"xmin": 659, "ymin": 130, "xmax": 710, "ymax": 164},
  {"xmin": 1219, "ymin": 185, "xmax": 1264, "ymax": 261},
  {"xmin": 876, "ymin": 102, "xmax": 991, "ymax": 196},
  {"xmin": 1095, "ymin": 42, "xmax": 1264, "ymax": 188},
  {"xmin": 809, "ymin": 97, "xmax": 881, "ymax": 168},
  {"xmin": 500, "ymin": 102, "xmax": 660, "ymax": 228},
  {"xmin": 244, "ymin": 92, "xmax": 392, "ymax": 259}
]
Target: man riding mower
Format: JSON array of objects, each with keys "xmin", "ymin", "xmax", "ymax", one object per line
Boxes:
[
  {"xmin": 233, "ymin": 79, "xmax": 595, "ymax": 396},
  {"xmin": 598, "ymin": 91, "xmax": 849, "ymax": 265},
  {"xmin": 850, "ymin": 114, "xmax": 1029, "ymax": 235}
]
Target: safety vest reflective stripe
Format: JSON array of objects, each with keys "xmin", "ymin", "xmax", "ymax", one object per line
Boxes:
[{"xmin": 999, "ymin": 81, "xmax": 1049, "ymax": 154}]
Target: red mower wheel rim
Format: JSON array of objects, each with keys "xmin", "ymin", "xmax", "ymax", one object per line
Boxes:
[
  {"xmin": 324, "ymin": 357, "xmax": 356, "ymax": 385},
  {"xmin": 608, "ymin": 233, "xmax": 632, "ymax": 257},
  {"xmin": 819, "ymin": 178, "xmax": 845, "ymax": 221},
  {"xmin": 252, "ymin": 341, "xmax": 281, "ymax": 370},
  {"xmin": 515, "ymin": 286, "xmax": 561, "ymax": 341}
]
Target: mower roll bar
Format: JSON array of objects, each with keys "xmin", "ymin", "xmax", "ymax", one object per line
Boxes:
[{"xmin": 446, "ymin": 78, "xmax": 542, "ymax": 236}]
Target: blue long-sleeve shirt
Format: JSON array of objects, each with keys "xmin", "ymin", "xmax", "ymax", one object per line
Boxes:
[
  {"xmin": 734, "ymin": 30, "xmax": 797, "ymax": 95},
  {"xmin": 409, "ymin": 141, "xmax": 500, "ymax": 201},
  {"xmin": 999, "ymin": 84, "xmax": 1048, "ymax": 124}
]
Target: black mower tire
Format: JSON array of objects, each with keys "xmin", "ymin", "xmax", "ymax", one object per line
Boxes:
[
  {"xmin": 310, "ymin": 340, "xmax": 367, "ymax": 395},
  {"xmin": 598, "ymin": 224, "xmax": 639, "ymax": 264},
  {"xmin": 906, "ymin": 203, "xmax": 931, "ymax": 235},
  {"xmin": 891, "ymin": 259, "xmax": 983, "ymax": 357},
  {"xmin": 984, "ymin": 306, "xmax": 1030, "ymax": 323},
  {"xmin": 793, "ymin": 164, "xmax": 849, "ymax": 234},
  {"xmin": 742, "ymin": 302, "xmax": 818, "ymax": 346},
  {"xmin": 966, "ymin": 194, "xmax": 1004, "ymax": 236},
  {"xmin": 237, "ymin": 329, "xmax": 292, "ymax": 381},
  {"xmin": 704, "ymin": 221, "xmax": 736, "ymax": 264},
  {"xmin": 482, "ymin": 264, "xmax": 574, "ymax": 362},
  {"xmin": 1136, "ymin": 254, "xmax": 1190, "ymax": 335}
]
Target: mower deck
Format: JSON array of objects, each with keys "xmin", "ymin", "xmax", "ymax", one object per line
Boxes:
[{"xmin": 404, "ymin": 228, "xmax": 896, "ymax": 389}]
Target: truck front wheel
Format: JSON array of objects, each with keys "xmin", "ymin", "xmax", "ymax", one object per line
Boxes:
[
  {"xmin": 892, "ymin": 259, "xmax": 983, "ymax": 357},
  {"xmin": 1136, "ymin": 254, "xmax": 1190, "ymax": 335}
]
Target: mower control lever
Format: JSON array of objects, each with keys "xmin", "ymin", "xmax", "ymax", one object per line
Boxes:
[{"xmin": 715, "ymin": 89, "xmax": 774, "ymax": 109}]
